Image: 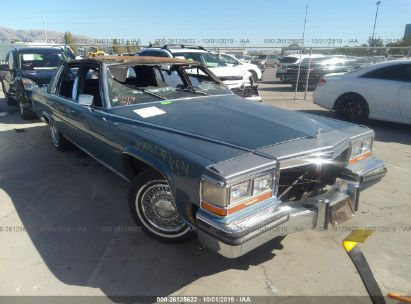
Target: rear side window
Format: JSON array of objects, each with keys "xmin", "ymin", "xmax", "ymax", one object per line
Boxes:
[
  {"xmin": 280, "ymin": 57, "xmax": 298, "ymax": 63},
  {"xmin": 361, "ymin": 64, "xmax": 411, "ymax": 82},
  {"xmin": 139, "ymin": 50, "xmax": 169, "ymax": 57},
  {"xmin": 58, "ymin": 66, "xmax": 79, "ymax": 99}
]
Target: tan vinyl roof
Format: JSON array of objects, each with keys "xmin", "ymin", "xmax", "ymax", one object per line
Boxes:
[{"xmin": 92, "ymin": 55, "xmax": 196, "ymax": 65}]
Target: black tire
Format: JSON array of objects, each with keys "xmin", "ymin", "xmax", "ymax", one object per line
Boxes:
[
  {"xmin": 335, "ymin": 94, "xmax": 369, "ymax": 123},
  {"xmin": 18, "ymin": 100, "xmax": 35, "ymax": 120},
  {"xmin": 128, "ymin": 169, "xmax": 194, "ymax": 243},
  {"xmin": 249, "ymin": 70, "xmax": 258, "ymax": 83},
  {"xmin": 49, "ymin": 119, "xmax": 71, "ymax": 151}
]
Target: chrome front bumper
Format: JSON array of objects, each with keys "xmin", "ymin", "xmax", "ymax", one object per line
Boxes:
[{"xmin": 196, "ymin": 157, "xmax": 386, "ymax": 258}]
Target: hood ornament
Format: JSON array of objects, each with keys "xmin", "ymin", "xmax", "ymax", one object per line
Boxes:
[{"xmin": 314, "ymin": 128, "xmax": 322, "ymax": 139}]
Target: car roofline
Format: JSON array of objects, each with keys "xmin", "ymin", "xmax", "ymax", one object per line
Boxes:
[{"xmin": 69, "ymin": 56, "xmax": 199, "ymax": 65}]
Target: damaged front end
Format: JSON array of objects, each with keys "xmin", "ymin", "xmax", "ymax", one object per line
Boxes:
[{"xmin": 196, "ymin": 130, "xmax": 386, "ymax": 258}]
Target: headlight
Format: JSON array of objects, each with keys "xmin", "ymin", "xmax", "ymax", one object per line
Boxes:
[
  {"xmin": 230, "ymin": 180, "xmax": 251, "ymax": 204},
  {"xmin": 21, "ymin": 78, "xmax": 39, "ymax": 91},
  {"xmin": 253, "ymin": 174, "xmax": 273, "ymax": 195},
  {"xmin": 349, "ymin": 137, "xmax": 373, "ymax": 164},
  {"xmin": 201, "ymin": 171, "xmax": 276, "ymax": 216}
]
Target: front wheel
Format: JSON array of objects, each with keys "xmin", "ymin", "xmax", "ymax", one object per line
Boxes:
[
  {"xmin": 128, "ymin": 169, "xmax": 194, "ymax": 243},
  {"xmin": 249, "ymin": 70, "xmax": 258, "ymax": 83},
  {"xmin": 19, "ymin": 100, "xmax": 35, "ymax": 120}
]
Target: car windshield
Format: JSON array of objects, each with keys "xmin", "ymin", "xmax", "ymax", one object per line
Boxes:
[
  {"xmin": 107, "ymin": 63, "xmax": 231, "ymax": 107},
  {"xmin": 19, "ymin": 51, "xmax": 73, "ymax": 70},
  {"xmin": 177, "ymin": 52, "xmax": 227, "ymax": 68}
]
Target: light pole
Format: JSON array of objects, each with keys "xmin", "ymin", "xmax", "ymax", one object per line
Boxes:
[{"xmin": 371, "ymin": 1, "xmax": 381, "ymax": 46}]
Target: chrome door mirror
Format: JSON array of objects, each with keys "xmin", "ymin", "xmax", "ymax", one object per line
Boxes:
[{"xmin": 78, "ymin": 94, "xmax": 94, "ymax": 106}]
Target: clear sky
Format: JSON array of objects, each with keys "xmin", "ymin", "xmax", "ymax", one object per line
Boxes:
[{"xmin": 1, "ymin": 0, "xmax": 410, "ymax": 46}]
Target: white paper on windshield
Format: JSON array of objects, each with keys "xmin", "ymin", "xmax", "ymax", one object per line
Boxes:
[
  {"xmin": 133, "ymin": 106, "xmax": 166, "ymax": 118},
  {"xmin": 22, "ymin": 54, "xmax": 35, "ymax": 61}
]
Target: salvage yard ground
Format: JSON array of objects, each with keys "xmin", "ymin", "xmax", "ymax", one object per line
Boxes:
[{"xmin": 0, "ymin": 68, "xmax": 410, "ymax": 299}]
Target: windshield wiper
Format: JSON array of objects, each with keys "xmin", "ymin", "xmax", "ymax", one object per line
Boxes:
[
  {"xmin": 176, "ymin": 86, "xmax": 210, "ymax": 96},
  {"xmin": 114, "ymin": 79, "xmax": 167, "ymax": 100},
  {"xmin": 134, "ymin": 88, "xmax": 167, "ymax": 100}
]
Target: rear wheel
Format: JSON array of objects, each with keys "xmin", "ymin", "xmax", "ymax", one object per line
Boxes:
[
  {"xmin": 49, "ymin": 119, "xmax": 71, "ymax": 151},
  {"xmin": 128, "ymin": 169, "xmax": 194, "ymax": 243},
  {"xmin": 335, "ymin": 94, "xmax": 369, "ymax": 123}
]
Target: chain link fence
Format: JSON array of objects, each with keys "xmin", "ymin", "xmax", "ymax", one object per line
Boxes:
[{"xmin": 1, "ymin": 42, "xmax": 410, "ymax": 101}]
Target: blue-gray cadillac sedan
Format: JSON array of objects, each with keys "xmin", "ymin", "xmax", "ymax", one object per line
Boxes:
[{"xmin": 31, "ymin": 56, "xmax": 387, "ymax": 258}]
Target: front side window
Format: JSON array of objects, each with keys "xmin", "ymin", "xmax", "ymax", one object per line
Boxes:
[
  {"xmin": 107, "ymin": 64, "xmax": 230, "ymax": 107},
  {"xmin": 79, "ymin": 66, "xmax": 103, "ymax": 107},
  {"xmin": 362, "ymin": 64, "xmax": 411, "ymax": 82},
  {"xmin": 7, "ymin": 52, "xmax": 14, "ymax": 70}
]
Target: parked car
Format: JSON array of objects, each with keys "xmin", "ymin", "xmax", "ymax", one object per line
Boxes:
[
  {"xmin": 31, "ymin": 56, "xmax": 386, "ymax": 258},
  {"xmin": 216, "ymin": 52, "xmax": 262, "ymax": 81},
  {"xmin": 242, "ymin": 55, "xmax": 253, "ymax": 63},
  {"xmin": 0, "ymin": 47, "xmax": 74, "ymax": 119},
  {"xmin": 276, "ymin": 54, "xmax": 325, "ymax": 82},
  {"xmin": 251, "ymin": 55, "xmax": 266, "ymax": 70},
  {"xmin": 314, "ymin": 60, "xmax": 411, "ymax": 124},
  {"xmin": 138, "ymin": 45, "xmax": 261, "ymax": 101},
  {"xmin": 283, "ymin": 56, "xmax": 363, "ymax": 90}
]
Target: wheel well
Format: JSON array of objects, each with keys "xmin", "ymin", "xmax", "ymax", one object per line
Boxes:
[
  {"xmin": 122, "ymin": 154, "xmax": 154, "ymax": 180},
  {"xmin": 334, "ymin": 92, "xmax": 369, "ymax": 113}
]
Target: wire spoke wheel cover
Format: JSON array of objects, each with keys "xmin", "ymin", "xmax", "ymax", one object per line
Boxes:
[{"xmin": 136, "ymin": 180, "xmax": 189, "ymax": 238}]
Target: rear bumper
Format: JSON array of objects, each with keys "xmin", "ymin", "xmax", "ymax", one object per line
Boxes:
[{"xmin": 196, "ymin": 157, "xmax": 386, "ymax": 258}]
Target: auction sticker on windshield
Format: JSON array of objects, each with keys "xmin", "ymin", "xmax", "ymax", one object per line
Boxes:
[{"xmin": 133, "ymin": 106, "xmax": 166, "ymax": 118}]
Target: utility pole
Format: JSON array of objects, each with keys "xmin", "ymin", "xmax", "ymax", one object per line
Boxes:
[
  {"xmin": 294, "ymin": 4, "xmax": 308, "ymax": 101},
  {"xmin": 371, "ymin": 1, "xmax": 381, "ymax": 46},
  {"xmin": 41, "ymin": 10, "xmax": 48, "ymax": 44}
]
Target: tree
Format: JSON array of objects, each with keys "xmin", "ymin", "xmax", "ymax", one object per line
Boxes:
[
  {"xmin": 386, "ymin": 37, "xmax": 411, "ymax": 55},
  {"xmin": 112, "ymin": 39, "xmax": 125, "ymax": 55},
  {"xmin": 368, "ymin": 36, "xmax": 384, "ymax": 47},
  {"xmin": 64, "ymin": 31, "xmax": 77, "ymax": 54}
]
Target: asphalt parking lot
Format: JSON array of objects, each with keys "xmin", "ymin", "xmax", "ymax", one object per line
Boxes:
[{"xmin": 0, "ymin": 68, "xmax": 410, "ymax": 300}]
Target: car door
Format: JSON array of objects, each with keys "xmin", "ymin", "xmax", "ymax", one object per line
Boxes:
[
  {"xmin": 358, "ymin": 63, "xmax": 410, "ymax": 118},
  {"xmin": 51, "ymin": 63, "xmax": 81, "ymax": 139},
  {"xmin": 398, "ymin": 64, "xmax": 411, "ymax": 119},
  {"xmin": 2, "ymin": 51, "xmax": 15, "ymax": 95},
  {"xmin": 67, "ymin": 63, "xmax": 124, "ymax": 172}
]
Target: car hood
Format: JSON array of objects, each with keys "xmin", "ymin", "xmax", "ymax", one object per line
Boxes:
[
  {"xmin": 109, "ymin": 95, "xmax": 337, "ymax": 150},
  {"xmin": 20, "ymin": 69, "xmax": 57, "ymax": 85}
]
